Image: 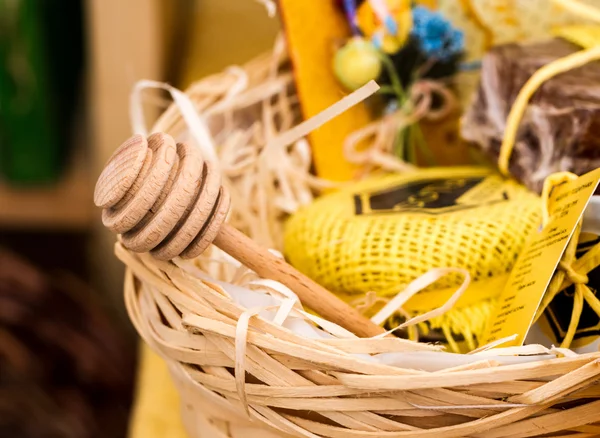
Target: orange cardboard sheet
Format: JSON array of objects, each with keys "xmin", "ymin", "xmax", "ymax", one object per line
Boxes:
[
  {"xmin": 278, "ymin": 0, "xmax": 374, "ymax": 182},
  {"xmin": 278, "ymin": 0, "xmax": 473, "ymax": 180}
]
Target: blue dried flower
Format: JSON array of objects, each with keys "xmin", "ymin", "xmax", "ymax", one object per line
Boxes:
[{"xmin": 411, "ymin": 6, "xmax": 464, "ymax": 61}]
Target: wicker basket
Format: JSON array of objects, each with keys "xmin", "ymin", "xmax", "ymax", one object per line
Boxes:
[{"xmin": 118, "ymin": 48, "xmax": 600, "ymax": 438}]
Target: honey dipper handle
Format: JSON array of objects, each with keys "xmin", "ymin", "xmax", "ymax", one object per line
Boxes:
[{"xmin": 214, "ymin": 224, "xmax": 386, "ymax": 338}]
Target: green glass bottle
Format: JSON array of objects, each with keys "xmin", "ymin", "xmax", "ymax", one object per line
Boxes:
[{"xmin": 0, "ymin": 0, "xmax": 83, "ymax": 185}]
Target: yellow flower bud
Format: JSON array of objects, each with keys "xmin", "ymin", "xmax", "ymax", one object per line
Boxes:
[{"xmin": 334, "ymin": 37, "xmax": 382, "ymax": 91}]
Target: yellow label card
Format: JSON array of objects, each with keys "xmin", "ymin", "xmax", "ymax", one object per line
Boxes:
[{"xmin": 480, "ymin": 169, "xmax": 600, "ymax": 348}]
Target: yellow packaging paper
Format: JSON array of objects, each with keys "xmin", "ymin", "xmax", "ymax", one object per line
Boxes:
[
  {"xmin": 529, "ymin": 233, "xmax": 600, "ymax": 352},
  {"xmin": 553, "ymin": 24, "xmax": 600, "ymax": 48},
  {"xmin": 481, "ymin": 168, "xmax": 600, "ymax": 348}
]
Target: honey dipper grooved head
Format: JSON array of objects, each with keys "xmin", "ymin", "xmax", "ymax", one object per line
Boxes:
[
  {"xmin": 94, "ymin": 134, "xmax": 147, "ymax": 208},
  {"xmin": 94, "ymin": 133, "xmax": 230, "ymax": 261}
]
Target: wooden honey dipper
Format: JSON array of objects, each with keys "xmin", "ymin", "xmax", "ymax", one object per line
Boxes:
[{"xmin": 94, "ymin": 132, "xmax": 386, "ymax": 338}]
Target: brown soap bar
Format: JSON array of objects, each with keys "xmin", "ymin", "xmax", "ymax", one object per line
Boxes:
[{"xmin": 461, "ymin": 38, "xmax": 600, "ymax": 194}]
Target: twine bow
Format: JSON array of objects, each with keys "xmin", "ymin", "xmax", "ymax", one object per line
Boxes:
[
  {"xmin": 534, "ymin": 220, "xmax": 600, "ymax": 349},
  {"xmin": 343, "ymin": 79, "xmax": 457, "ymax": 176},
  {"xmin": 534, "ymin": 173, "xmax": 600, "ymax": 348}
]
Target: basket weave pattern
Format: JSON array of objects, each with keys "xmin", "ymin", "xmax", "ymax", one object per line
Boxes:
[
  {"xmin": 122, "ymin": 48, "xmax": 600, "ymax": 437},
  {"xmin": 121, "ymin": 245, "xmax": 600, "ymax": 438}
]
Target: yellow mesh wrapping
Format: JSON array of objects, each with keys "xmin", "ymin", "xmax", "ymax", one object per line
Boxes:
[{"xmin": 284, "ymin": 167, "xmax": 541, "ymax": 298}]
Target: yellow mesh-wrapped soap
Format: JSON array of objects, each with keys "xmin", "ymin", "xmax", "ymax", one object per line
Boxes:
[{"xmin": 284, "ymin": 167, "xmax": 541, "ymax": 297}]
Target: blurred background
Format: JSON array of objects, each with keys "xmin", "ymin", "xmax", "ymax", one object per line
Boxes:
[{"xmin": 0, "ymin": 0, "xmax": 278, "ymax": 436}]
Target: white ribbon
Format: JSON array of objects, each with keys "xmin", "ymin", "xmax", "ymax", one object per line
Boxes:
[
  {"xmin": 371, "ymin": 267, "xmax": 472, "ymax": 329},
  {"xmin": 129, "ymin": 79, "xmax": 218, "ymax": 163}
]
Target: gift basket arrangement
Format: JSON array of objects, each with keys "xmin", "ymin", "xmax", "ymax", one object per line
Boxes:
[{"xmin": 97, "ymin": 0, "xmax": 600, "ymax": 436}]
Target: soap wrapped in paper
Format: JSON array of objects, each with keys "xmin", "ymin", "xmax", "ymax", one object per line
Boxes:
[{"xmin": 461, "ymin": 38, "xmax": 600, "ymax": 193}]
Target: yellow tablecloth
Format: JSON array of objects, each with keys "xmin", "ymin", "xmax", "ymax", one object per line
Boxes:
[{"xmin": 128, "ymin": 344, "xmax": 188, "ymax": 438}]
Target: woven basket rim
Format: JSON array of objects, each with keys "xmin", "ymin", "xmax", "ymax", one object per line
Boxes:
[{"xmin": 120, "ymin": 242, "xmax": 600, "ymax": 438}]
